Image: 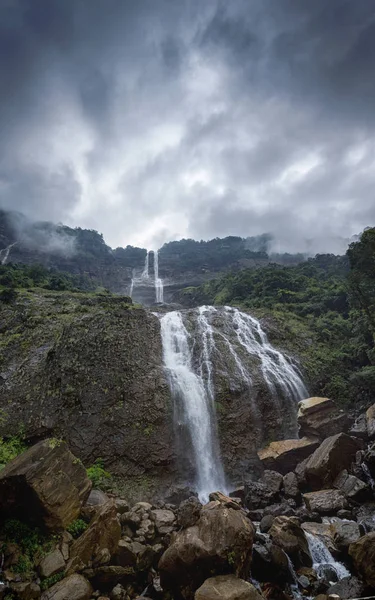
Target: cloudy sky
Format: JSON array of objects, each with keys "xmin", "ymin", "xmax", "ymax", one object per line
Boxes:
[{"xmin": 1, "ymin": 0, "xmax": 375, "ymax": 252}]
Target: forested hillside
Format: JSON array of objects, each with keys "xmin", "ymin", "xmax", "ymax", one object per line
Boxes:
[{"xmin": 177, "ymin": 229, "xmax": 375, "ymax": 407}]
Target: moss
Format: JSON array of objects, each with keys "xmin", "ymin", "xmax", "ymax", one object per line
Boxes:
[
  {"xmin": 40, "ymin": 572, "xmax": 65, "ymax": 591},
  {"xmin": 66, "ymin": 518, "xmax": 88, "ymax": 539}
]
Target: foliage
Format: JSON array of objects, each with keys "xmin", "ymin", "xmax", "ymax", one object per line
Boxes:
[
  {"xmin": 66, "ymin": 518, "xmax": 88, "ymax": 539},
  {"xmin": 0, "ymin": 435, "xmax": 26, "ymax": 470},
  {"xmin": 40, "ymin": 572, "xmax": 65, "ymax": 591},
  {"xmin": 0, "ymin": 263, "xmax": 96, "ymax": 293},
  {"xmin": 2, "ymin": 519, "xmax": 50, "ymax": 578},
  {"xmin": 86, "ymin": 458, "xmax": 111, "ymax": 488}
]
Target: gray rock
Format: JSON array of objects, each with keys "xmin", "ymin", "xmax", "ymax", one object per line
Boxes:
[
  {"xmin": 303, "ymin": 490, "xmax": 347, "ymax": 515},
  {"xmin": 283, "ymin": 472, "xmax": 300, "ymax": 499},
  {"xmin": 195, "ymin": 575, "xmax": 263, "ymax": 600},
  {"xmin": 39, "ymin": 548, "xmax": 66, "ymax": 578},
  {"xmin": 177, "ymin": 497, "xmax": 202, "ymax": 528},
  {"xmin": 41, "ymin": 574, "xmax": 92, "ymax": 600},
  {"xmin": 87, "ymin": 490, "xmax": 109, "ymax": 507},
  {"xmin": 333, "ymin": 470, "xmax": 370, "ymax": 502}
]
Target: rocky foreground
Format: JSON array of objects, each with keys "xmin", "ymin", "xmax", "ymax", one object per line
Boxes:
[{"xmin": 0, "ymin": 397, "xmax": 375, "ymax": 600}]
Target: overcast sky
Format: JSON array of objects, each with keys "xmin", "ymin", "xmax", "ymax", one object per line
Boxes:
[{"xmin": 1, "ymin": 0, "xmax": 375, "ymax": 252}]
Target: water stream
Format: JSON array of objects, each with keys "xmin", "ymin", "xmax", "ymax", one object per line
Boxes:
[{"xmin": 306, "ymin": 532, "xmax": 350, "ymax": 582}]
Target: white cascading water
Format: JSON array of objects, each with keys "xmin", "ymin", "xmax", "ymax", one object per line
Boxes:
[
  {"xmin": 142, "ymin": 251, "xmax": 150, "ymax": 279},
  {"xmin": 160, "ymin": 310, "xmax": 226, "ymax": 501},
  {"xmin": 305, "ymin": 532, "xmax": 350, "ymax": 581},
  {"xmin": 159, "ymin": 305, "xmax": 307, "ymax": 499},
  {"xmin": 0, "ymin": 242, "xmax": 17, "ymax": 265},
  {"xmin": 154, "ymin": 250, "xmax": 164, "ymax": 303}
]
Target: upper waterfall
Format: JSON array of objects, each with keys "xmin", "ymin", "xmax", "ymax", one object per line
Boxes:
[
  {"xmin": 129, "ymin": 249, "xmax": 164, "ymax": 304},
  {"xmin": 154, "ymin": 250, "xmax": 164, "ymax": 303},
  {"xmin": 159, "ymin": 305, "xmax": 308, "ymax": 498}
]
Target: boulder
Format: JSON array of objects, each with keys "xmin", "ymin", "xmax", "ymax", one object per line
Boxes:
[
  {"xmin": 86, "ymin": 490, "xmax": 109, "ymax": 507},
  {"xmin": 366, "ymin": 403, "xmax": 375, "ymax": 439},
  {"xmin": 177, "ymin": 497, "xmax": 203, "ymax": 528},
  {"xmin": 355, "ymin": 503, "xmax": 375, "ymax": 532},
  {"xmin": 330, "ymin": 520, "xmax": 362, "ymax": 551},
  {"xmin": 327, "ymin": 576, "xmax": 365, "ymax": 600},
  {"xmin": 150, "ymin": 509, "xmax": 176, "ymax": 535},
  {"xmin": 283, "ymin": 472, "xmax": 300, "ymax": 499},
  {"xmin": 195, "ymin": 575, "xmax": 263, "ymax": 600},
  {"xmin": 10, "ymin": 581, "xmax": 41, "ymax": 599},
  {"xmin": 0, "ymin": 440, "xmax": 91, "ymax": 531},
  {"xmin": 333, "ymin": 470, "xmax": 370, "ymax": 502},
  {"xmin": 364, "ymin": 442, "xmax": 375, "ymax": 479},
  {"xmin": 298, "ymin": 397, "xmax": 350, "ymax": 439},
  {"xmin": 252, "ymin": 542, "xmax": 294, "ymax": 584},
  {"xmin": 39, "ymin": 548, "xmax": 66, "ymax": 578},
  {"xmin": 303, "ymin": 490, "xmax": 346, "ymax": 515},
  {"xmin": 349, "ymin": 532, "xmax": 375, "ymax": 586},
  {"xmin": 258, "ymin": 438, "xmax": 320, "ymax": 475},
  {"xmin": 244, "ymin": 482, "xmax": 279, "ymax": 511},
  {"xmin": 305, "ymin": 434, "xmax": 362, "ymax": 490},
  {"xmin": 269, "ymin": 516, "xmax": 312, "ymax": 569},
  {"xmin": 67, "ymin": 500, "xmax": 121, "ymax": 573},
  {"xmin": 41, "ymin": 574, "xmax": 92, "ymax": 600},
  {"xmin": 209, "ymin": 492, "xmax": 242, "ymax": 510},
  {"xmin": 159, "ymin": 503, "xmax": 255, "ymax": 599},
  {"xmin": 349, "ymin": 414, "xmax": 368, "ymax": 440}
]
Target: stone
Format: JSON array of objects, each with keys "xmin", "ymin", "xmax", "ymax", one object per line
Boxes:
[
  {"xmin": 87, "ymin": 490, "xmax": 109, "ymax": 507},
  {"xmin": 330, "ymin": 520, "xmax": 362, "ymax": 551},
  {"xmin": 297, "ymin": 397, "xmax": 349, "ymax": 439},
  {"xmin": 333, "ymin": 470, "xmax": 370, "ymax": 502},
  {"xmin": 114, "ymin": 540, "xmax": 137, "ymax": 567},
  {"xmin": 39, "ymin": 548, "xmax": 66, "ymax": 578},
  {"xmin": 258, "ymin": 438, "xmax": 320, "ymax": 475},
  {"xmin": 259, "ymin": 515, "xmax": 274, "ymax": 533},
  {"xmin": 269, "ymin": 516, "xmax": 312, "ymax": 569},
  {"xmin": 110, "ymin": 584, "xmax": 126, "ymax": 600},
  {"xmin": 195, "ymin": 575, "xmax": 263, "ymax": 600},
  {"xmin": 244, "ymin": 481, "xmax": 279, "ymax": 511},
  {"xmin": 305, "ymin": 434, "xmax": 362, "ymax": 490},
  {"xmin": 349, "ymin": 413, "xmax": 368, "ymax": 440},
  {"xmin": 84, "ymin": 565, "xmax": 135, "ymax": 585},
  {"xmin": 355, "ymin": 502, "xmax": 375, "ymax": 532},
  {"xmin": 283, "ymin": 472, "xmax": 300, "ymax": 499},
  {"xmin": 67, "ymin": 500, "xmax": 121, "ymax": 574},
  {"xmin": 303, "ymin": 490, "xmax": 346, "ymax": 515},
  {"xmin": 10, "ymin": 581, "xmax": 41, "ymax": 599},
  {"xmin": 252, "ymin": 542, "xmax": 294, "ymax": 584},
  {"xmin": 159, "ymin": 503, "xmax": 255, "ymax": 599},
  {"xmin": 150, "ymin": 509, "xmax": 176, "ymax": 534},
  {"xmin": 114, "ymin": 499, "xmax": 129, "ymax": 515},
  {"xmin": 41, "ymin": 574, "xmax": 92, "ymax": 600},
  {"xmin": 177, "ymin": 497, "xmax": 202, "ymax": 528},
  {"xmin": 327, "ymin": 576, "xmax": 365, "ymax": 600},
  {"xmin": 209, "ymin": 492, "xmax": 242, "ymax": 510},
  {"xmin": 349, "ymin": 532, "xmax": 375, "ymax": 586},
  {"xmin": 263, "ymin": 471, "xmax": 283, "ymax": 493},
  {"xmin": 0, "ymin": 439, "xmax": 91, "ymax": 531},
  {"xmin": 295, "ymin": 457, "xmax": 309, "ymax": 486},
  {"xmin": 366, "ymin": 403, "xmax": 375, "ymax": 439}
]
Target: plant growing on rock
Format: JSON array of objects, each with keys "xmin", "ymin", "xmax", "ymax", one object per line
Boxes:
[{"xmin": 86, "ymin": 458, "xmax": 111, "ymax": 488}]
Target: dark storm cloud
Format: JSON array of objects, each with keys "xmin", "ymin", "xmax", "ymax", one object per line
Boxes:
[{"xmin": 0, "ymin": 0, "xmax": 375, "ymax": 252}]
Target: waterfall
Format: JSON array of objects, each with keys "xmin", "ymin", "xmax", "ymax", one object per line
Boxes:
[
  {"xmin": 160, "ymin": 310, "xmax": 226, "ymax": 501},
  {"xmin": 159, "ymin": 305, "xmax": 307, "ymax": 498},
  {"xmin": 0, "ymin": 242, "xmax": 17, "ymax": 265},
  {"xmin": 305, "ymin": 532, "xmax": 350, "ymax": 581},
  {"xmin": 154, "ymin": 250, "xmax": 164, "ymax": 303},
  {"xmin": 141, "ymin": 251, "xmax": 150, "ymax": 279}
]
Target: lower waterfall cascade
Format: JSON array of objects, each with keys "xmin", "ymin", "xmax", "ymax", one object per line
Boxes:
[{"xmin": 159, "ymin": 305, "xmax": 308, "ymax": 499}]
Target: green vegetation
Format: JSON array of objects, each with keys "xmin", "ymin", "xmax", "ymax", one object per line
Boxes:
[
  {"xmin": 66, "ymin": 518, "xmax": 88, "ymax": 539},
  {"xmin": 182, "ymin": 230, "xmax": 375, "ymax": 406},
  {"xmin": 40, "ymin": 572, "xmax": 64, "ymax": 591},
  {"xmin": 0, "ymin": 435, "xmax": 26, "ymax": 470},
  {"xmin": 86, "ymin": 458, "xmax": 111, "ymax": 488},
  {"xmin": 0, "ymin": 263, "xmax": 97, "ymax": 295},
  {"xmin": 1, "ymin": 519, "xmax": 53, "ymax": 579}
]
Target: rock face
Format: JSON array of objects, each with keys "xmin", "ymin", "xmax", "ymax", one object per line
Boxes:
[
  {"xmin": 305, "ymin": 434, "xmax": 362, "ymax": 490},
  {"xmin": 0, "ymin": 439, "xmax": 91, "ymax": 530},
  {"xmin": 195, "ymin": 575, "xmax": 263, "ymax": 600},
  {"xmin": 0, "ymin": 293, "xmax": 175, "ymax": 498},
  {"xmin": 303, "ymin": 490, "xmax": 346, "ymax": 515},
  {"xmin": 159, "ymin": 503, "xmax": 255, "ymax": 599},
  {"xmin": 258, "ymin": 438, "xmax": 320, "ymax": 474},
  {"xmin": 349, "ymin": 532, "xmax": 375, "ymax": 586},
  {"xmin": 297, "ymin": 397, "xmax": 349, "ymax": 439},
  {"xmin": 269, "ymin": 516, "xmax": 312, "ymax": 569}
]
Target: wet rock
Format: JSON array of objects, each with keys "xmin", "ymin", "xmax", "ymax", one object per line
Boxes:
[
  {"xmin": 263, "ymin": 471, "xmax": 283, "ymax": 493},
  {"xmin": 305, "ymin": 433, "xmax": 363, "ymax": 491},
  {"xmin": 263, "ymin": 501, "xmax": 296, "ymax": 518},
  {"xmin": 39, "ymin": 548, "xmax": 66, "ymax": 578},
  {"xmin": 209, "ymin": 492, "xmax": 242, "ymax": 510},
  {"xmin": 150, "ymin": 509, "xmax": 176, "ymax": 535},
  {"xmin": 327, "ymin": 576, "xmax": 365, "ymax": 600},
  {"xmin": 303, "ymin": 490, "xmax": 347, "ymax": 515},
  {"xmin": 333, "ymin": 469, "xmax": 370, "ymax": 502},
  {"xmin": 67, "ymin": 500, "xmax": 121, "ymax": 573},
  {"xmin": 283, "ymin": 472, "xmax": 300, "ymax": 499},
  {"xmin": 195, "ymin": 575, "xmax": 263, "ymax": 600},
  {"xmin": 349, "ymin": 532, "xmax": 375, "ymax": 586},
  {"xmin": 258, "ymin": 438, "xmax": 320, "ymax": 475},
  {"xmin": 294, "ymin": 457, "xmax": 309, "ymax": 487},
  {"xmin": 349, "ymin": 413, "xmax": 368, "ymax": 440},
  {"xmin": 366, "ymin": 403, "xmax": 375, "ymax": 439},
  {"xmin": 164, "ymin": 485, "xmax": 198, "ymax": 505},
  {"xmin": 301, "ymin": 522, "xmax": 336, "ymax": 555},
  {"xmin": 177, "ymin": 497, "xmax": 202, "ymax": 528},
  {"xmin": 159, "ymin": 503, "xmax": 255, "ymax": 599},
  {"xmin": 41, "ymin": 574, "xmax": 92, "ymax": 600},
  {"xmin": 269, "ymin": 516, "xmax": 312, "ymax": 569},
  {"xmin": 0, "ymin": 439, "xmax": 91, "ymax": 531},
  {"xmin": 259, "ymin": 515, "xmax": 274, "ymax": 533},
  {"xmin": 244, "ymin": 482, "xmax": 279, "ymax": 511},
  {"xmin": 355, "ymin": 503, "xmax": 375, "ymax": 532},
  {"xmin": 298, "ymin": 397, "xmax": 349, "ymax": 439},
  {"xmin": 330, "ymin": 520, "xmax": 362, "ymax": 551},
  {"xmin": 252, "ymin": 542, "xmax": 294, "ymax": 584}
]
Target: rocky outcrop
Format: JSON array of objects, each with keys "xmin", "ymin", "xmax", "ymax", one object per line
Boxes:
[
  {"xmin": 297, "ymin": 397, "xmax": 349, "ymax": 439},
  {"xmin": 349, "ymin": 532, "xmax": 375, "ymax": 586},
  {"xmin": 0, "ymin": 439, "xmax": 91, "ymax": 530},
  {"xmin": 305, "ymin": 434, "xmax": 362, "ymax": 490},
  {"xmin": 159, "ymin": 502, "xmax": 255, "ymax": 599},
  {"xmin": 333, "ymin": 469, "xmax": 370, "ymax": 502},
  {"xmin": 195, "ymin": 575, "xmax": 263, "ymax": 600},
  {"xmin": 303, "ymin": 490, "xmax": 347, "ymax": 515},
  {"xmin": 258, "ymin": 438, "xmax": 320, "ymax": 474},
  {"xmin": 40, "ymin": 574, "xmax": 92, "ymax": 600}
]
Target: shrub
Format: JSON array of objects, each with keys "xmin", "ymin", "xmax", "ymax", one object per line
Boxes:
[
  {"xmin": 86, "ymin": 458, "xmax": 111, "ymax": 488},
  {"xmin": 66, "ymin": 519, "xmax": 88, "ymax": 539}
]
